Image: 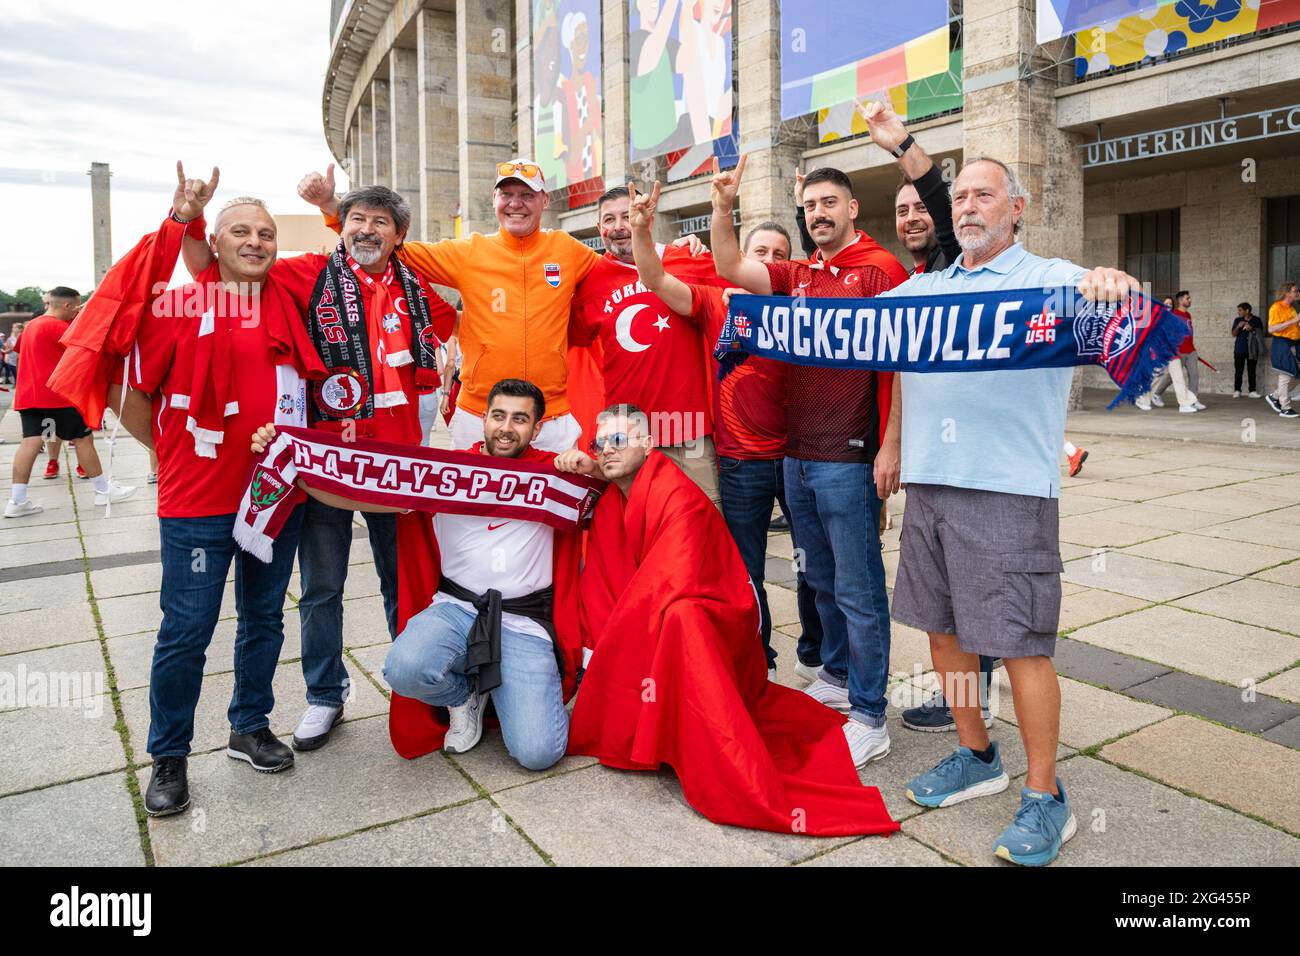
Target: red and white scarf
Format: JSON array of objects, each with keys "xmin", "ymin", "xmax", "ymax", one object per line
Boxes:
[{"xmin": 234, "ymin": 426, "xmax": 605, "ymax": 563}]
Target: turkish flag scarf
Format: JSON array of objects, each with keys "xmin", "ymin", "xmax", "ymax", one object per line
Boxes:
[
  {"xmin": 388, "ymin": 443, "xmax": 586, "ymax": 758},
  {"xmin": 568, "ymin": 451, "xmax": 899, "ymax": 837}
]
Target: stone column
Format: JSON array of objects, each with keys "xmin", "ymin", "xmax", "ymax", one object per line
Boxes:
[
  {"xmin": 735, "ymin": 0, "xmax": 804, "ymax": 241},
  {"xmin": 389, "ymin": 46, "xmax": 422, "ymax": 237},
  {"xmin": 88, "ymin": 162, "xmax": 112, "ymax": 285},
  {"xmin": 963, "ymin": 0, "xmax": 1087, "ymax": 405},
  {"xmin": 601, "ymin": 0, "xmax": 629, "ymax": 187},
  {"xmin": 370, "ymin": 75, "xmax": 393, "ymax": 186},
  {"xmin": 357, "ymin": 95, "xmax": 375, "ymax": 186},
  {"xmin": 457, "ymin": 0, "xmax": 517, "ymax": 236},
  {"xmin": 417, "ymin": 7, "xmax": 460, "ymax": 241}
]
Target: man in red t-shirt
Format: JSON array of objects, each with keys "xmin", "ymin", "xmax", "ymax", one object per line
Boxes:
[
  {"xmin": 713, "ymin": 157, "xmax": 908, "ymax": 769},
  {"xmin": 183, "ymin": 184, "xmax": 457, "ymax": 753},
  {"xmin": 625, "ymin": 180, "xmax": 824, "ymax": 681},
  {"xmin": 568, "ymin": 186, "xmax": 721, "ymax": 502},
  {"xmin": 4, "ymin": 287, "xmax": 136, "ymax": 519}
]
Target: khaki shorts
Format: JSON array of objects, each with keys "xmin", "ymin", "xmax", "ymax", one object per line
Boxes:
[{"xmin": 658, "ymin": 436, "xmax": 721, "ymax": 507}]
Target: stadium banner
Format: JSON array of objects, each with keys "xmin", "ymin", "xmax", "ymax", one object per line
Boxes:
[{"xmin": 532, "ymin": 0, "xmax": 605, "ymax": 207}]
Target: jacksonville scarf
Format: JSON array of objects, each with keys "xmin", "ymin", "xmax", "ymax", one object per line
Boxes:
[
  {"xmin": 306, "ymin": 240, "xmax": 441, "ymax": 434},
  {"xmin": 715, "ymin": 288, "xmax": 1183, "ymax": 408},
  {"xmin": 234, "ymin": 426, "xmax": 605, "ymax": 563}
]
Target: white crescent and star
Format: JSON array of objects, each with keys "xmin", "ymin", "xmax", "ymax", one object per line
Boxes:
[{"xmin": 614, "ymin": 303, "xmax": 672, "ymax": 352}]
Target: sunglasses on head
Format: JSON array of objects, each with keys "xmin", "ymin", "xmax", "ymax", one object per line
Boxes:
[
  {"xmin": 497, "ymin": 162, "xmax": 541, "ymax": 179},
  {"xmin": 590, "ymin": 432, "xmax": 631, "ymax": 453}
]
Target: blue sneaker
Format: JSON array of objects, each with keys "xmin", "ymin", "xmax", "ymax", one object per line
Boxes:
[
  {"xmin": 992, "ymin": 778, "xmax": 1077, "ymax": 867},
  {"xmin": 904, "ymin": 742, "xmax": 1010, "ymax": 808}
]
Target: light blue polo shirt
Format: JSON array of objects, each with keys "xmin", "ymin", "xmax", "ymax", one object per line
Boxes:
[{"xmin": 879, "ymin": 243, "xmax": 1086, "ymax": 498}]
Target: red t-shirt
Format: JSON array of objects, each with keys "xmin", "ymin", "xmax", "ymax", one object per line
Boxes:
[
  {"xmin": 569, "ymin": 248, "xmax": 717, "ymax": 447},
  {"xmin": 14, "ymin": 314, "xmax": 75, "ymax": 410},
  {"xmin": 273, "ymin": 254, "xmax": 456, "ymax": 444},
  {"xmin": 691, "ymin": 284, "xmax": 787, "ymax": 460},
  {"xmin": 134, "ymin": 282, "xmax": 309, "ymax": 519},
  {"xmin": 765, "ymin": 236, "xmax": 908, "ymax": 463},
  {"xmin": 1172, "ymin": 308, "xmax": 1196, "ymax": 355}
]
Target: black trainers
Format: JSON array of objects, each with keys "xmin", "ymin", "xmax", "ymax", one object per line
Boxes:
[
  {"xmin": 902, "ymin": 689, "xmax": 994, "ymax": 732},
  {"xmin": 144, "ymin": 756, "xmax": 190, "ymax": 816},
  {"xmin": 227, "ymin": 727, "xmax": 294, "ymax": 773}
]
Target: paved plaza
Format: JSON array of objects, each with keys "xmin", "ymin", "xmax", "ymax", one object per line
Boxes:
[{"xmin": 2, "ymin": 389, "xmax": 1298, "ymax": 867}]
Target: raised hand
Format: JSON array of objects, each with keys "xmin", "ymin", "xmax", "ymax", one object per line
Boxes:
[
  {"xmin": 858, "ymin": 100, "xmax": 908, "ymax": 153},
  {"xmin": 794, "ymin": 169, "xmax": 805, "ymax": 206},
  {"xmin": 710, "ymin": 154, "xmax": 747, "ymax": 212},
  {"xmin": 298, "ymin": 163, "xmax": 337, "ymax": 209},
  {"xmin": 173, "ymin": 161, "xmax": 220, "ymax": 221},
  {"xmin": 628, "ymin": 180, "xmax": 661, "ymax": 233}
]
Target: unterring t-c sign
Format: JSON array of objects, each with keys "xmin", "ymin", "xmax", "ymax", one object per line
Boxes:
[{"xmin": 1081, "ymin": 104, "xmax": 1300, "ymax": 167}]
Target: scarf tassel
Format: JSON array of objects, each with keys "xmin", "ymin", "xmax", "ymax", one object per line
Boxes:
[{"xmin": 1106, "ymin": 307, "xmax": 1188, "ymax": 409}]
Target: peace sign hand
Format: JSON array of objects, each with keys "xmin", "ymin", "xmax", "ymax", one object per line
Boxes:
[
  {"xmin": 710, "ymin": 154, "xmax": 747, "ymax": 213},
  {"xmin": 173, "ymin": 161, "xmax": 220, "ymax": 222}
]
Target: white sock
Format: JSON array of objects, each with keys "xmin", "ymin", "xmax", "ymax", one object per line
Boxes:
[
  {"xmin": 91, "ymin": 475, "xmax": 110, "ymax": 494},
  {"xmin": 11, "ymin": 483, "xmax": 28, "ymax": 504},
  {"xmin": 1063, "ymin": 441, "xmax": 1078, "ymax": 456}
]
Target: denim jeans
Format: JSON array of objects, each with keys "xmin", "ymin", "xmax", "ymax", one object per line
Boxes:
[
  {"xmin": 782, "ymin": 457, "xmax": 891, "ymax": 727},
  {"xmin": 297, "ymin": 495, "xmax": 400, "ymax": 707},
  {"xmin": 383, "ymin": 601, "xmax": 569, "ymax": 771},
  {"xmin": 147, "ymin": 508, "xmax": 302, "ymax": 757},
  {"xmin": 717, "ymin": 455, "xmax": 824, "ymax": 667}
]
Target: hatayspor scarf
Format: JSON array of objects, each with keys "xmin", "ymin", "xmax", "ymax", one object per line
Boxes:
[
  {"xmin": 715, "ymin": 288, "xmax": 1184, "ymax": 409},
  {"xmin": 306, "ymin": 239, "xmax": 441, "ymax": 435},
  {"xmin": 234, "ymin": 426, "xmax": 605, "ymax": 563}
]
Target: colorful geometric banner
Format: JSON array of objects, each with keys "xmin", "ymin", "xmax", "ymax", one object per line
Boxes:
[
  {"xmin": 1039, "ymin": 1, "xmax": 1165, "ymax": 43},
  {"xmin": 532, "ymin": 0, "xmax": 604, "ymax": 207},
  {"xmin": 818, "ymin": 48, "xmax": 963, "ymax": 144},
  {"xmin": 1074, "ymin": 0, "xmax": 1300, "ymax": 76}
]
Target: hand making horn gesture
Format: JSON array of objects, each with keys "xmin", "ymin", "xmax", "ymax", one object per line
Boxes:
[
  {"xmin": 627, "ymin": 180, "xmax": 661, "ymax": 232},
  {"xmin": 298, "ymin": 163, "xmax": 337, "ymax": 209},
  {"xmin": 710, "ymin": 154, "xmax": 747, "ymax": 213},
  {"xmin": 173, "ymin": 161, "xmax": 220, "ymax": 222}
]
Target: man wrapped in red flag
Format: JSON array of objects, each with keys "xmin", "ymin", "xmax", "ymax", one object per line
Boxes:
[{"xmin": 554, "ymin": 404, "xmax": 899, "ymax": 837}]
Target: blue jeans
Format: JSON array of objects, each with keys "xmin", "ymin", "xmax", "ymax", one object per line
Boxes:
[
  {"xmin": 718, "ymin": 456, "xmax": 824, "ymax": 667},
  {"xmin": 383, "ymin": 601, "xmax": 569, "ymax": 771},
  {"xmin": 782, "ymin": 457, "xmax": 891, "ymax": 727},
  {"xmin": 147, "ymin": 508, "xmax": 302, "ymax": 757},
  {"xmin": 297, "ymin": 496, "xmax": 400, "ymax": 707}
]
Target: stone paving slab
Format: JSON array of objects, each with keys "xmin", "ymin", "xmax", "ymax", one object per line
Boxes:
[
  {"xmin": 0, "ymin": 772, "xmax": 145, "ymax": 866},
  {"xmin": 348, "ymin": 643, "xmax": 391, "ymax": 692},
  {"xmin": 0, "ymin": 518, "xmax": 82, "ymax": 544},
  {"xmin": 901, "ymin": 755, "xmax": 1300, "ymax": 867},
  {"xmin": 1057, "ymin": 517, "xmax": 1171, "ymax": 549},
  {"xmin": 1198, "ymin": 511, "xmax": 1300, "ymax": 545},
  {"xmin": 1174, "ymin": 578, "xmax": 1300, "ymax": 636},
  {"xmin": 0, "ymin": 695, "xmax": 125, "ymax": 796},
  {"xmin": 0, "ymin": 640, "xmax": 109, "ymax": 708},
  {"xmin": 1124, "ymin": 671, "xmax": 1298, "ymax": 734},
  {"xmin": 800, "ymin": 832, "xmax": 952, "ymax": 866},
  {"xmin": 1100, "ymin": 715, "xmax": 1300, "ymax": 834},
  {"xmin": 0, "ymin": 571, "xmax": 89, "ymax": 615},
  {"xmin": 446, "ymin": 735, "xmax": 598, "ymax": 794},
  {"xmin": 766, "ymin": 582, "xmax": 802, "ymax": 630},
  {"xmin": 1052, "ymin": 637, "xmax": 1172, "ymax": 691},
  {"xmin": 1123, "ymin": 532, "xmax": 1299, "ymax": 576},
  {"xmin": 0, "ymin": 536, "xmax": 85, "ymax": 570},
  {"xmin": 107, "ymin": 614, "xmax": 304, "ymax": 691},
  {"xmin": 89, "ymin": 563, "xmax": 165, "ymax": 599},
  {"xmin": 1263, "ymin": 715, "xmax": 1300, "ymax": 749},
  {"xmin": 0, "ymin": 602, "xmax": 98, "ymax": 654},
  {"xmin": 1153, "ymin": 486, "xmax": 1294, "ymax": 518},
  {"xmin": 1066, "ymin": 604, "xmax": 1300, "ymax": 685},
  {"xmin": 1062, "ymin": 551, "xmax": 1235, "ymax": 603},
  {"xmin": 1095, "ymin": 501, "xmax": 1235, "ymax": 532},
  {"xmin": 989, "ymin": 672, "xmax": 1172, "ymax": 750},
  {"xmin": 340, "ymin": 593, "xmax": 397, "ymax": 648},
  {"xmin": 147, "ymin": 715, "xmax": 477, "ymax": 866},
  {"xmin": 245, "ymin": 799, "xmax": 545, "ymax": 866},
  {"xmin": 1255, "ymin": 559, "xmax": 1300, "ymax": 587},
  {"xmin": 119, "ymin": 659, "xmax": 390, "ymax": 763},
  {"xmin": 1259, "ymin": 667, "xmax": 1300, "ymax": 704},
  {"xmin": 1058, "ymin": 587, "xmax": 1149, "ymax": 632}
]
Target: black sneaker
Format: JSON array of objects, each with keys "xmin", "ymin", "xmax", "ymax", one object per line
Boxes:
[
  {"xmin": 227, "ymin": 727, "xmax": 294, "ymax": 773},
  {"xmin": 144, "ymin": 756, "xmax": 190, "ymax": 816},
  {"xmin": 769, "ymin": 514, "xmax": 790, "ymax": 533},
  {"xmin": 1265, "ymin": 393, "xmax": 1282, "ymax": 414},
  {"xmin": 902, "ymin": 689, "xmax": 994, "ymax": 732}
]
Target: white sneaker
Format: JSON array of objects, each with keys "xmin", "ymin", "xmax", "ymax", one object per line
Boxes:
[
  {"xmin": 1149, "ymin": 394, "xmax": 1165, "ymax": 407},
  {"xmin": 794, "ymin": 660, "xmax": 823, "ymax": 683},
  {"xmin": 4, "ymin": 499, "xmax": 42, "ymax": 518},
  {"xmin": 1233, "ymin": 390, "xmax": 1241, "ymax": 398},
  {"xmin": 767, "ymin": 666, "xmax": 778, "ymax": 682},
  {"xmin": 291, "ymin": 703, "xmax": 344, "ymax": 751},
  {"xmin": 843, "ymin": 718, "xmax": 891, "ymax": 767},
  {"xmin": 94, "ymin": 482, "xmax": 138, "ymax": 504},
  {"xmin": 1178, "ymin": 404, "xmax": 1199, "ymax": 414},
  {"xmin": 1134, "ymin": 398, "xmax": 1152, "ymax": 411},
  {"xmin": 1248, "ymin": 391, "xmax": 1262, "ymax": 399},
  {"xmin": 146, "ymin": 472, "xmax": 158, "ymax": 485},
  {"xmin": 803, "ymin": 677, "xmax": 851, "ymax": 713},
  {"xmin": 1194, "ymin": 402, "xmax": 1206, "ymax": 410},
  {"xmin": 444, "ymin": 690, "xmax": 485, "ymax": 754}
]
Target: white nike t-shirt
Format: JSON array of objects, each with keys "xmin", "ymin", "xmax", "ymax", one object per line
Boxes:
[{"xmin": 431, "ymin": 512, "xmax": 555, "ymax": 642}]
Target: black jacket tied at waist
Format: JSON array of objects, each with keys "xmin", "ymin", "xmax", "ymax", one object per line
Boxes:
[{"xmin": 437, "ymin": 577, "xmax": 558, "ymax": 694}]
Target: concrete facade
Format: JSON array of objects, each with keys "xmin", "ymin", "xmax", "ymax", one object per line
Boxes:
[{"xmin": 322, "ymin": 0, "xmax": 1300, "ymax": 395}]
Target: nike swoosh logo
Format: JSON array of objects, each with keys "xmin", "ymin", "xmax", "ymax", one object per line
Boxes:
[{"xmin": 487, "ymin": 522, "xmax": 509, "ymax": 531}]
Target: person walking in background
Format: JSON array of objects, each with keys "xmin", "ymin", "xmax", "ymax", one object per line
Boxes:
[
  {"xmin": 1266, "ymin": 282, "xmax": 1300, "ymax": 419},
  {"xmin": 1231, "ymin": 302, "xmax": 1264, "ymax": 398},
  {"xmin": 1153, "ymin": 291, "xmax": 1203, "ymax": 400}
]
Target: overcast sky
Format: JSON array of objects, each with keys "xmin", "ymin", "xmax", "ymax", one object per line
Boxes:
[{"xmin": 0, "ymin": 0, "xmax": 351, "ymax": 294}]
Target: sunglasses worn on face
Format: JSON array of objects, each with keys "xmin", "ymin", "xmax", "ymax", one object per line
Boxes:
[
  {"xmin": 590, "ymin": 432, "xmax": 630, "ymax": 453},
  {"xmin": 497, "ymin": 162, "xmax": 541, "ymax": 179}
]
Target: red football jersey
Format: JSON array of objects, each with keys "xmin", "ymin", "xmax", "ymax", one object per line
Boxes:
[{"xmin": 14, "ymin": 314, "xmax": 75, "ymax": 411}]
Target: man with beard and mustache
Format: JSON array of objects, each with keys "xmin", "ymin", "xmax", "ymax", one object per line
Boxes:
[
  {"xmin": 568, "ymin": 185, "xmax": 721, "ymax": 502},
  {"xmin": 878, "ymin": 157, "xmax": 1140, "ymax": 866},
  {"xmin": 713, "ymin": 157, "xmax": 907, "ymax": 770},
  {"xmin": 183, "ymin": 185, "xmax": 458, "ymax": 754},
  {"xmin": 251, "ymin": 379, "xmax": 580, "ymax": 771}
]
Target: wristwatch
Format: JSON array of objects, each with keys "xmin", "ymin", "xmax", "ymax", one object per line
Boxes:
[{"xmin": 891, "ymin": 134, "xmax": 915, "ymax": 159}]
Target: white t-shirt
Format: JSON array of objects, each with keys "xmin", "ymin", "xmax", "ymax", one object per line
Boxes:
[{"xmin": 431, "ymin": 512, "xmax": 555, "ymax": 642}]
